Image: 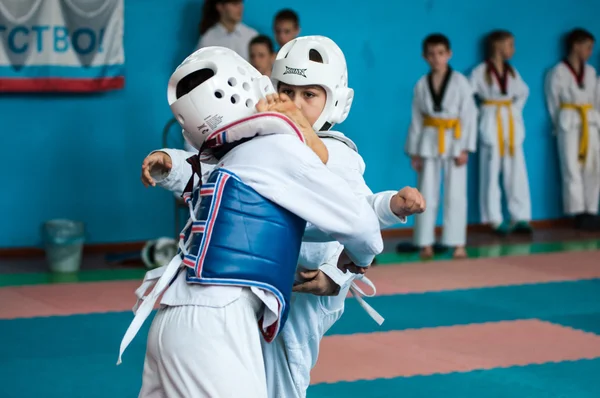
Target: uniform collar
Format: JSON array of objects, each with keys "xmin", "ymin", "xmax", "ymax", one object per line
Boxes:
[{"xmin": 216, "ymin": 22, "xmax": 242, "ymax": 35}]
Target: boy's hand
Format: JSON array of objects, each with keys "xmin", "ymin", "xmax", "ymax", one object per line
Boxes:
[
  {"xmin": 390, "ymin": 187, "xmax": 426, "ymax": 217},
  {"xmin": 454, "ymin": 150, "xmax": 469, "ymax": 166},
  {"xmin": 293, "ymin": 270, "xmax": 340, "ymax": 296},
  {"xmin": 256, "ymin": 94, "xmax": 328, "ymax": 164},
  {"xmin": 257, "ymin": 93, "xmax": 312, "ymax": 131},
  {"xmin": 141, "ymin": 151, "xmax": 172, "ymax": 187},
  {"xmin": 411, "ymin": 156, "xmax": 423, "ymax": 172},
  {"xmin": 337, "ymin": 250, "xmax": 369, "ymax": 275}
]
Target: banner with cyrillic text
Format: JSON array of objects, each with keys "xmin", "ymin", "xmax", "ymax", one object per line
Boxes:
[{"xmin": 0, "ymin": 0, "xmax": 124, "ymax": 92}]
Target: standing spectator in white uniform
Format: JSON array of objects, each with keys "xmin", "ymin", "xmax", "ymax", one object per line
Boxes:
[{"xmin": 196, "ymin": 0, "xmax": 258, "ymax": 61}]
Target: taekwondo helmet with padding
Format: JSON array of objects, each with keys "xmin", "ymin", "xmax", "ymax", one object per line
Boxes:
[
  {"xmin": 167, "ymin": 46, "xmax": 276, "ymax": 150},
  {"xmin": 271, "ymin": 36, "xmax": 354, "ymax": 132}
]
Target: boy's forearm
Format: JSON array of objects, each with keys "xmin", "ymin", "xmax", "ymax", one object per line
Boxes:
[
  {"xmin": 151, "ymin": 148, "xmax": 196, "ymax": 196},
  {"xmin": 302, "ymin": 128, "xmax": 329, "ymax": 164}
]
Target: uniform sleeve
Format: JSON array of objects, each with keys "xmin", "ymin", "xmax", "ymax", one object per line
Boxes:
[
  {"xmin": 595, "ymin": 77, "xmax": 600, "ymax": 111},
  {"xmin": 513, "ymin": 71, "xmax": 529, "ymax": 112},
  {"xmin": 322, "ymin": 141, "xmax": 406, "ymax": 228},
  {"xmin": 405, "ymin": 82, "xmax": 423, "ymax": 156},
  {"xmin": 544, "ymin": 68, "xmax": 561, "ymax": 129},
  {"xmin": 151, "ymin": 148, "xmax": 196, "ymax": 196},
  {"xmin": 459, "ymin": 77, "xmax": 479, "ymax": 154},
  {"xmin": 318, "ymin": 244, "xmax": 356, "ymax": 290},
  {"xmin": 232, "ymin": 136, "xmax": 384, "ymax": 267},
  {"xmin": 591, "ymin": 72, "xmax": 600, "ymax": 125},
  {"xmin": 469, "ymin": 66, "xmax": 484, "ymax": 99}
]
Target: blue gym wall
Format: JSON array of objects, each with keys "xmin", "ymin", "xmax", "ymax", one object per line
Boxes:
[{"xmin": 1, "ymin": 0, "xmax": 599, "ymax": 248}]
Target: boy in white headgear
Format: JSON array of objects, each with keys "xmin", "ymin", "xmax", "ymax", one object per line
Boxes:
[
  {"xmin": 120, "ymin": 46, "xmax": 386, "ymax": 398},
  {"xmin": 143, "ymin": 36, "xmax": 426, "ymax": 398}
]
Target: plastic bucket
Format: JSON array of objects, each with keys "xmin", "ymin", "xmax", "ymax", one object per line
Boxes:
[{"xmin": 41, "ymin": 219, "xmax": 85, "ymax": 273}]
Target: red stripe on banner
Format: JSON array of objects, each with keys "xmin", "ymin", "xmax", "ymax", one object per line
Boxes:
[{"xmin": 0, "ymin": 77, "xmax": 124, "ymax": 92}]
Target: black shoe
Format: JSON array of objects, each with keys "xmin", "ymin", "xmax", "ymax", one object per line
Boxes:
[
  {"xmin": 396, "ymin": 241, "xmax": 419, "ymax": 253},
  {"xmin": 589, "ymin": 214, "xmax": 600, "ymax": 231},
  {"xmin": 574, "ymin": 213, "xmax": 586, "ymax": 229},
  {"xmin": 493, "ymin": 221, "xmax": 512, "ymax": 236},
  {"xmin": 433, "ymin": 242, "xmax": 449, "ymax": 253},
  {"xmin": 512, "ymin": 221, "xmax": 533, "ymax": 234},
  {"xmin": 578, "ymin": 213, "xmax": 597, "ymax": 231}
]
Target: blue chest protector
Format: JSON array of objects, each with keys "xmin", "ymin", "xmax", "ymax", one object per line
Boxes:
[{"xmin": 179, "ymin": 168, "xmax": 306, "ymax": 341}]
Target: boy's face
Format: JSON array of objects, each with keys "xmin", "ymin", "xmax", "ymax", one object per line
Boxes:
[
  {"xmin": 423, "ymin": 44, "xmax": 451, "ymax": 72},
  {"xmin": 277, "ymin": 83, "xmax": 326, "ymax": 127},
  {"xmin": 250, "ymin": 43, "xmax": 275, "ymax": 76},
  {"xmin": 274, "ymin": 20, "xmax": 299, "ymax": 48},
  {"xmin": 574, "ymin": 39, "xmax": 594, "ymax": 61},
  {"xmin": 217, "ymin": 1, "xmax": 243, "ymax": 24}
]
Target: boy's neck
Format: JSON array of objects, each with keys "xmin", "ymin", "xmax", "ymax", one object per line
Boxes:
[
  {"xmin": 430, "ymin": 64, "xmax": 449, "ymax": 77},
  {"xmin": 220, "ymin": 19, "xmax": 237, "ymax": 33},
  {"xmin": 489, "ymin": 55, "xmax": 505, "ymax": 72},
  {"xmin": 567, "ymin": 53, "xmax": 583, "ymax": 71}
]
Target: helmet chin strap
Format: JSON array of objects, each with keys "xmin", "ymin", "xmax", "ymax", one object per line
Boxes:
[
  {"xmin": 182, "ymin": 154, "xmax": 203, "ymax": 199},
  {"xmin": 319, "ymin": 121, "xmax": 333, "ymax": 131}
]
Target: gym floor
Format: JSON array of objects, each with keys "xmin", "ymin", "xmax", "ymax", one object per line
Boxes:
[{"xmin": 1, "ymin": 227, "xmax": 599, "ymax": 397}]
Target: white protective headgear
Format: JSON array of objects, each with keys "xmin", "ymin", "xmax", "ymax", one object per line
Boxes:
[
  {"xmin": 167, "ymin": 46, "xmax": 276, "ymax": 150},
  {"xmin": 271, "ymin": 36, "xmax": 354, "ymax": 131}
]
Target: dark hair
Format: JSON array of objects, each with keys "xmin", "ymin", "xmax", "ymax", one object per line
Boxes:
[
  {"xmin": 485, "ymin": 30, "xmax": 513, "ymax": 58},
  {"xmin": 274, "ymin": 9, "xmax": 299, "ymax": 27},
  {"xmin": 249, "ymin": 35, "xmax": 275, "ymax": 54},
  {"xmin": 422, "ymin": 33, "xmax": 450, "ymax": 53},
  {"xmin": 199, "ymin": 0, "xmax": 241, "ymax": 35},
  {"xmin": 565, "ymin": 28, "xmax": 595, "ymax": 54},
  {"xmin": 484, "ymin": 30, "xmax": 515, "ymax": 85},
  {"xmin": 176, "ymin": 68, "xmax": 215, "ymax": 98},
  {"xmin": 199, "ymin": 0, "xmax": 219, "ymax": 35}
]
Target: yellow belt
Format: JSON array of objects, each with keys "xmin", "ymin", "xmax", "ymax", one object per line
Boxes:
[
  {"xmin": 560, "ymin": 103, "xmax": 593, "ymax": 163},
  {"xmin": 422, "ymin": 115, "xmax": 461, "ymax": 155},
  {"xmin": 483, "ymin": 99, "xmax": 514, "ymax": 157}
]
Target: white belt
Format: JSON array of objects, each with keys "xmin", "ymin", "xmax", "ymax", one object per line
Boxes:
[
  {"xmin": 118, "ymin": 257, "xmax": 386, "ymax": 364},
  {"xmin": 349, "ymin": 275, "xmax": 385, "ymax": 326},
  {"xmin": 118, "ymin": 173, "xmax": 202, "ymax": 365},
  {"xmin": 117, "ymin": 253, "xmax": 182, "ymax": 365}
]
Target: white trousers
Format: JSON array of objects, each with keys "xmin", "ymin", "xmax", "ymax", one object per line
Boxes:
[
  {"xmin": 261, "ymin": 284, "xmax": 353, "ymax": 398},
  {"xmin": 479, "ymin": 144, "xmax": 532, "ymax": 225},
  {"xmin": 413, "ymin": 157, "xmax": 468, "ymax": 247},
  {"xmin": 138, "ymin": 288, "xmax": 268, "ymax": 398},
  {"xmin": 556, "ymin": 127, "xmax": 600, "ymax": 215},
  {"xmin": 260, "ymin": 276, "xmax": 382, "ymax": 398}
]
